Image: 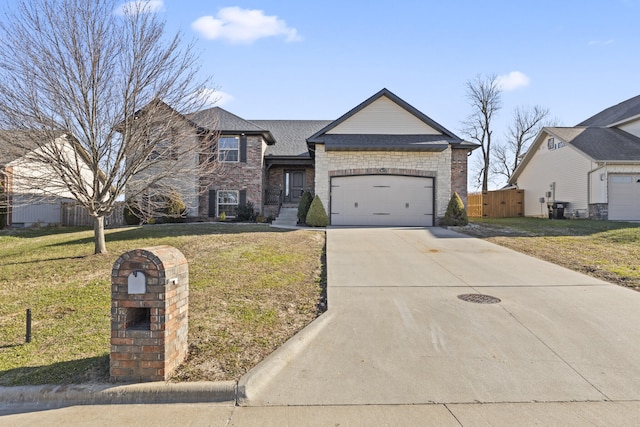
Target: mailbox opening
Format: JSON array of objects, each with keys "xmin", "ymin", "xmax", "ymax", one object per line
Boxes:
[{"xmin": 125, "ymin": 307, "xmax": 150, "ymax": 330}]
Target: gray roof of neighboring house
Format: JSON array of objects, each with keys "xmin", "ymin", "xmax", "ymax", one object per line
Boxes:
[
  {"xmin": 578, "ymin": 95, "xmax": 640, "ymax": 126},
  {"xmin": 253, "ymin": 120, "xmax": 332, "ymax": 157},
  {"xmin": 549, "ymin": 126, "xmax": 640, "ymax": 161},
  {"xmin": 0, "ymin": 131, "xmax": 48, "ymax": 166}
]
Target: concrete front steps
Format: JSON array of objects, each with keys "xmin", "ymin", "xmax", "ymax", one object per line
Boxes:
[{"xmin": 271, "ymin": 207, "xmax": 298, "ymax": 227}]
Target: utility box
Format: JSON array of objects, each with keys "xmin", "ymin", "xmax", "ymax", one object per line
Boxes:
[{"xmin": 110, "ymin": 246, "xmax": 188, "ymax": 383}]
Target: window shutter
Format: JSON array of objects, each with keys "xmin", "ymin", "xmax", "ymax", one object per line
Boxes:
[
  {"xmin": 239, "ymin": 189, "xmax": 247, "ymax": 207},
  {"xmin": 239, "ymin": 135, "xmax": 247, "ymax": 163},
  {"xmin": 208, "ymin": 189, "xmax": 217, "ymax": 217}
]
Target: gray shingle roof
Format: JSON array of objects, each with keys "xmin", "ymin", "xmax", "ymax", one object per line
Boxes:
[
  {"xmin": 578, "ymin": 95, "xmax": 640, "ymax": 126},
  {"xmin": 252, "ymin": 120, "xmax": 331, "ymax": 157},
  {"xmin": 0, "ymin": 131, "xmax": 45, "ymax": 166},
  {"xmin": 549, "ymin": 126, "xmax": 640, "ymax": 161},
  {"xmin": 187, "ymin": 107, "xmax": 268, "ymax": 133},
  {"xmin": 319, "ymin": 134, "xmax": 452, "ymax": 151}
]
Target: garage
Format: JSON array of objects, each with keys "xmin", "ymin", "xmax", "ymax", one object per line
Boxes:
[
  {"xmin": 330, "ymin": 175, "xmax": 434, "ymax": 226},
  {"xmin": 609, "ymin": 174, "xmax": 640, "ymax": 221}
]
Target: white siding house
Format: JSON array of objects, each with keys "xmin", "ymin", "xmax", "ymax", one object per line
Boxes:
[{"xmin": 509, "ymin": 95, "xmax": 640, "ymax": 221}]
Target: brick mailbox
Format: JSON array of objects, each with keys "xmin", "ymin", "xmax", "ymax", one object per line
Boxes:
[{"xmin": 110, "ymin": 246, "xmax": 189, "ymax": 382}]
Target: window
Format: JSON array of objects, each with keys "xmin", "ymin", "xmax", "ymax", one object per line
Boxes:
[
  {"xmin": 217, "ymin": 190, "xmax": 239, "ymax": 217},
  {"xmin": 547, "ymin": 137, "xmax": 555, "ymax": 150},
  {"xmin": 147, "ymin": 126, "xmax": 177, "ymax": 160},
  {"xmin": 219, "ymin": 136, "xmax": 239, "ymax": 162}
]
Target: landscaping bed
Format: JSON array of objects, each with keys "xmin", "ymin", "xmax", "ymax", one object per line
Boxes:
[
  {"xmin": 0, "ymin": 224, "xmax": 326, "ymax": 385},
  {"xmin": 458, "ymin": 218, "xmax": 640, "ymax": 288}
]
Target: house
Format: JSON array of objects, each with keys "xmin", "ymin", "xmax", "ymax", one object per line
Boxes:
[
  {"xmin": 0, "ymin": 131, "xmax": 86, "ymax": 227},
  {"xmin": 147, "ymin": 88, "xmax": 476, "ymax": 226},
  {"xmin": 509, "ymin": 95, "xmax": 640, "ymax": 221}
]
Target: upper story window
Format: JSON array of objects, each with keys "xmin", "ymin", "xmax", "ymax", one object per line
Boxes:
[
  {"xmin": 547, "ymin": 137, "xmax": 555, "ymax": 150},
  {"xmin": 219, "ymin": 136, "xmax": 239, "ymax": 162},
  {"xmin": 147, "ymin": 126, "xmax": 177, "ymax": 160}
]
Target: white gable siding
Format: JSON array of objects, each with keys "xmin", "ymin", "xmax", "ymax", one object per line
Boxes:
[
  {"xmin": 327, "ymin": 97, "xmax": 441, "ymax": 135},
  {"xmin": 618, "ymin": 118, "xmax": 640, "ymax": 138},
  {"xmin": 515, "ymin": 141, "xmax": 594, "ymax": 216}
]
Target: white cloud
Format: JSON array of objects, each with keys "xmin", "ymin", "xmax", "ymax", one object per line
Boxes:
[
  {"xmin": 496, "ymin": 71, "xmax": 530, "ymax": 91},
  {"xmin": 192, "ymin": 7, "xmax": 302, "ymax": 44},
  {"xmin": 197, "ymin": 88, "xmax": 234, "ymax": 108},
  {"xmin": 588, "ymin": 39, "xmax": 614, "ymax": 46},
  {"xmin": 114, "ymin": 0, "xmax": 164, "ymax": 16}
]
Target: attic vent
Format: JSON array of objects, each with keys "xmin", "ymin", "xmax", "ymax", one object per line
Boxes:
[{"xmin": 547, "ymin": 137, "xmax": 555, "ymax": 150}]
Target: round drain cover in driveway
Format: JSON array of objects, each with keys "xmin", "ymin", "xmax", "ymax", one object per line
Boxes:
[{"xmin": 457, "ymin": 294, "xmax": 501, "ymax": 304}]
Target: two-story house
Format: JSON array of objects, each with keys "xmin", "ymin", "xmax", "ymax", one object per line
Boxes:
[
  {"xmin": 155, "ymin": 88, "xmax": 476, "ymax": 226},
  {"xmin": 509, "ymin": 95, "xmax": 640, "ymax": 221}
]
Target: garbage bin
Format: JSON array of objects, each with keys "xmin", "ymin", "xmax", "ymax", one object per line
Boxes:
[{"xmin": 547, "ymin": 202, "xmax": 566, "ymax": 219}]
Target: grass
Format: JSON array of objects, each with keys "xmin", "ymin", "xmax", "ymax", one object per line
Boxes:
[
  {"xmin": 461, "ymin": 217, "xmax": 640, "ymax": 288},
  {"xmin": 0, "ymin": 223, "xmax": 326, "ymax": 385}
]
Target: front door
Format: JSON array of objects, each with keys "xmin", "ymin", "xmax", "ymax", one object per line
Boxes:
[{"xmin": 285, "ymin": 170, "xmax": 305, "ymax": 203}]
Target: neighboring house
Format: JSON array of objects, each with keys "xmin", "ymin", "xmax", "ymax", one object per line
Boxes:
[
  {"xmin": 0, "ymin": 131, "xmax": 86, "ymax": 227},
  {"xmin": 143, "ymin": 88, "xmax": 476, "ymax": 226},
  {"xmin": 509, "ymin": 95, "xmax": 640, "ymax": 221}
]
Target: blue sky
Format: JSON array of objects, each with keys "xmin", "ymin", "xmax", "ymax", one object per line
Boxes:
[{"xmin": 115, "ymin": 1, "xmax": 640, "ymax": 187}]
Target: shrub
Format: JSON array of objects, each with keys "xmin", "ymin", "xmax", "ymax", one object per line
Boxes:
[
  {"xmin": 165, "ymin": 191, "xmax": 187, "ymax": 222},
  {"xmin": 237, "ymin": 201, "xmax": 256, "ymax": 222},
  {"xmin": 0, "ymin": 183, "xmax": 6, "ymax": 229},
  {"xmin": 443, "ymin": 192, "xmax": 469, "ymax": 226},
  {"xmin": 297, "ymin": 191, "xmax": 313, "ymax": 223},
  {"xmin": 123, "ymin": 201, "xmax": 142, "ymax": 225},
  {"xmin": 306, "ymin": 195, "xmax": 329, "ymax": 227}
]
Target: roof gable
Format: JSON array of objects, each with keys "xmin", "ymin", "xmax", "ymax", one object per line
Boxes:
[
  {"xmin": 187, "ymin": 106, "xmax": 275, "ymax": 144},
  {"xmin": 509, "ymin": 126, "xmax": 640, "ymax": 184},
  {"xmin": 308, "ymin": 88, "xmax": 462, "ymax": 143}
]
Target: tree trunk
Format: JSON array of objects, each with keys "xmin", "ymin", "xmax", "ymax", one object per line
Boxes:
[{"xmin": 94, "ymin": 216, "xmax": 107, "ymax": 254}]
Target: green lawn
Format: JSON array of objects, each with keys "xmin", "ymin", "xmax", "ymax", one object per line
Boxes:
[
  {"xmin": 462, "ymin": 217, "xmax": 640, "ymax": 288},
  {"xmin": 0, "ymin": 224, "xmax": 325, "ymax": 385}
]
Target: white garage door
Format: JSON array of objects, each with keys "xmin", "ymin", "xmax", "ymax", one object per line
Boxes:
[
  {"xmin": 330, "ymin": 175, "xmax": 434, "ymax": 226},
  {"xmin": 609, "ymin": 174, "xmax": 640, "ymax": 221}
]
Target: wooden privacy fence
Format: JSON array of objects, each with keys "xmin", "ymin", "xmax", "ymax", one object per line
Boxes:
[
  {"xmin": 61, "ymin": 202, "xmax": 125, "ymax": 227},
  {"xmin": 467, "ymin": 188, "xmax": 524, "ymax": 218}
]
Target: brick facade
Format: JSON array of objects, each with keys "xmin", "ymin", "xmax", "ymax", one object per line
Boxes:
[
  {"xmin": 314, "ymin": 146, "xmax": 453, "ymax": 220},
  {"xmin": 110, "ymin": 246, "xmax": 188, "ymax": 383},
  {"xmin": 199, "ymin": 135, "xmax": 267, "ymax": 217},
  {"xmin": 450, "ymin": 148, "xmax": 470, "ymax": 207}
]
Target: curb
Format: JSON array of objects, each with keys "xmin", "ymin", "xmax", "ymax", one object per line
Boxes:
[
  {"xmin": 0, "ymin": 381, "xmax": 237, "ymax": 407},
  {"xmin": 237, "ymin": 310, "xmax": 335, "ymax": 406}
]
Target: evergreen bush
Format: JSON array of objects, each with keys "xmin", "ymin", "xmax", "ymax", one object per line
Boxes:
[
  {"xmin": 237, "ymin": 201, "xmax": 256, "ymax": 221},
  {"xmin": 305, "ymin": 195, "xmax": 329, "ymax": 227},
  {"xmin": 297, "ymin": 191, "xmax": 313, "ymax": 223},
  {"xmin": 443, "ymin": 192, "xmax": 469, "ymax": 226}
]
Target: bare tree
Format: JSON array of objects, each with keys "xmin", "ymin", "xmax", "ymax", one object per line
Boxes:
[
  {"xmin": 492, "ymin": 105, "xmax": 554, "ymax": 181},
  {"xmin": 0, "ymin": 0, "xmax": 219, "ymax": 254},
  {"xmin": 462, "ymin": 74, "xmax": 502, "ymax": 191}
]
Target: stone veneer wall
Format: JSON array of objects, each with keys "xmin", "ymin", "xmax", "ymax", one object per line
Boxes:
[
  {"xmin": 110, "ymin": 246, "xmax": 189, "ymax": 383},
  {"xmin": 450, "ymin": 148, "xmax": 470, "ymax": 207},
  {"xmin": 314, "ymin": 145, "xmax": 452, "ymax": 220},
  {"xmin": 589, "ymin": 203, "xmax": 608, "ymax": 220}
]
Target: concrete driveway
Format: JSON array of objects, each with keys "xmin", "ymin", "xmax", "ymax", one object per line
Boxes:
[{"xmin": 240, "ymin": 227, "xmax": 640, "ymax": 406}]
